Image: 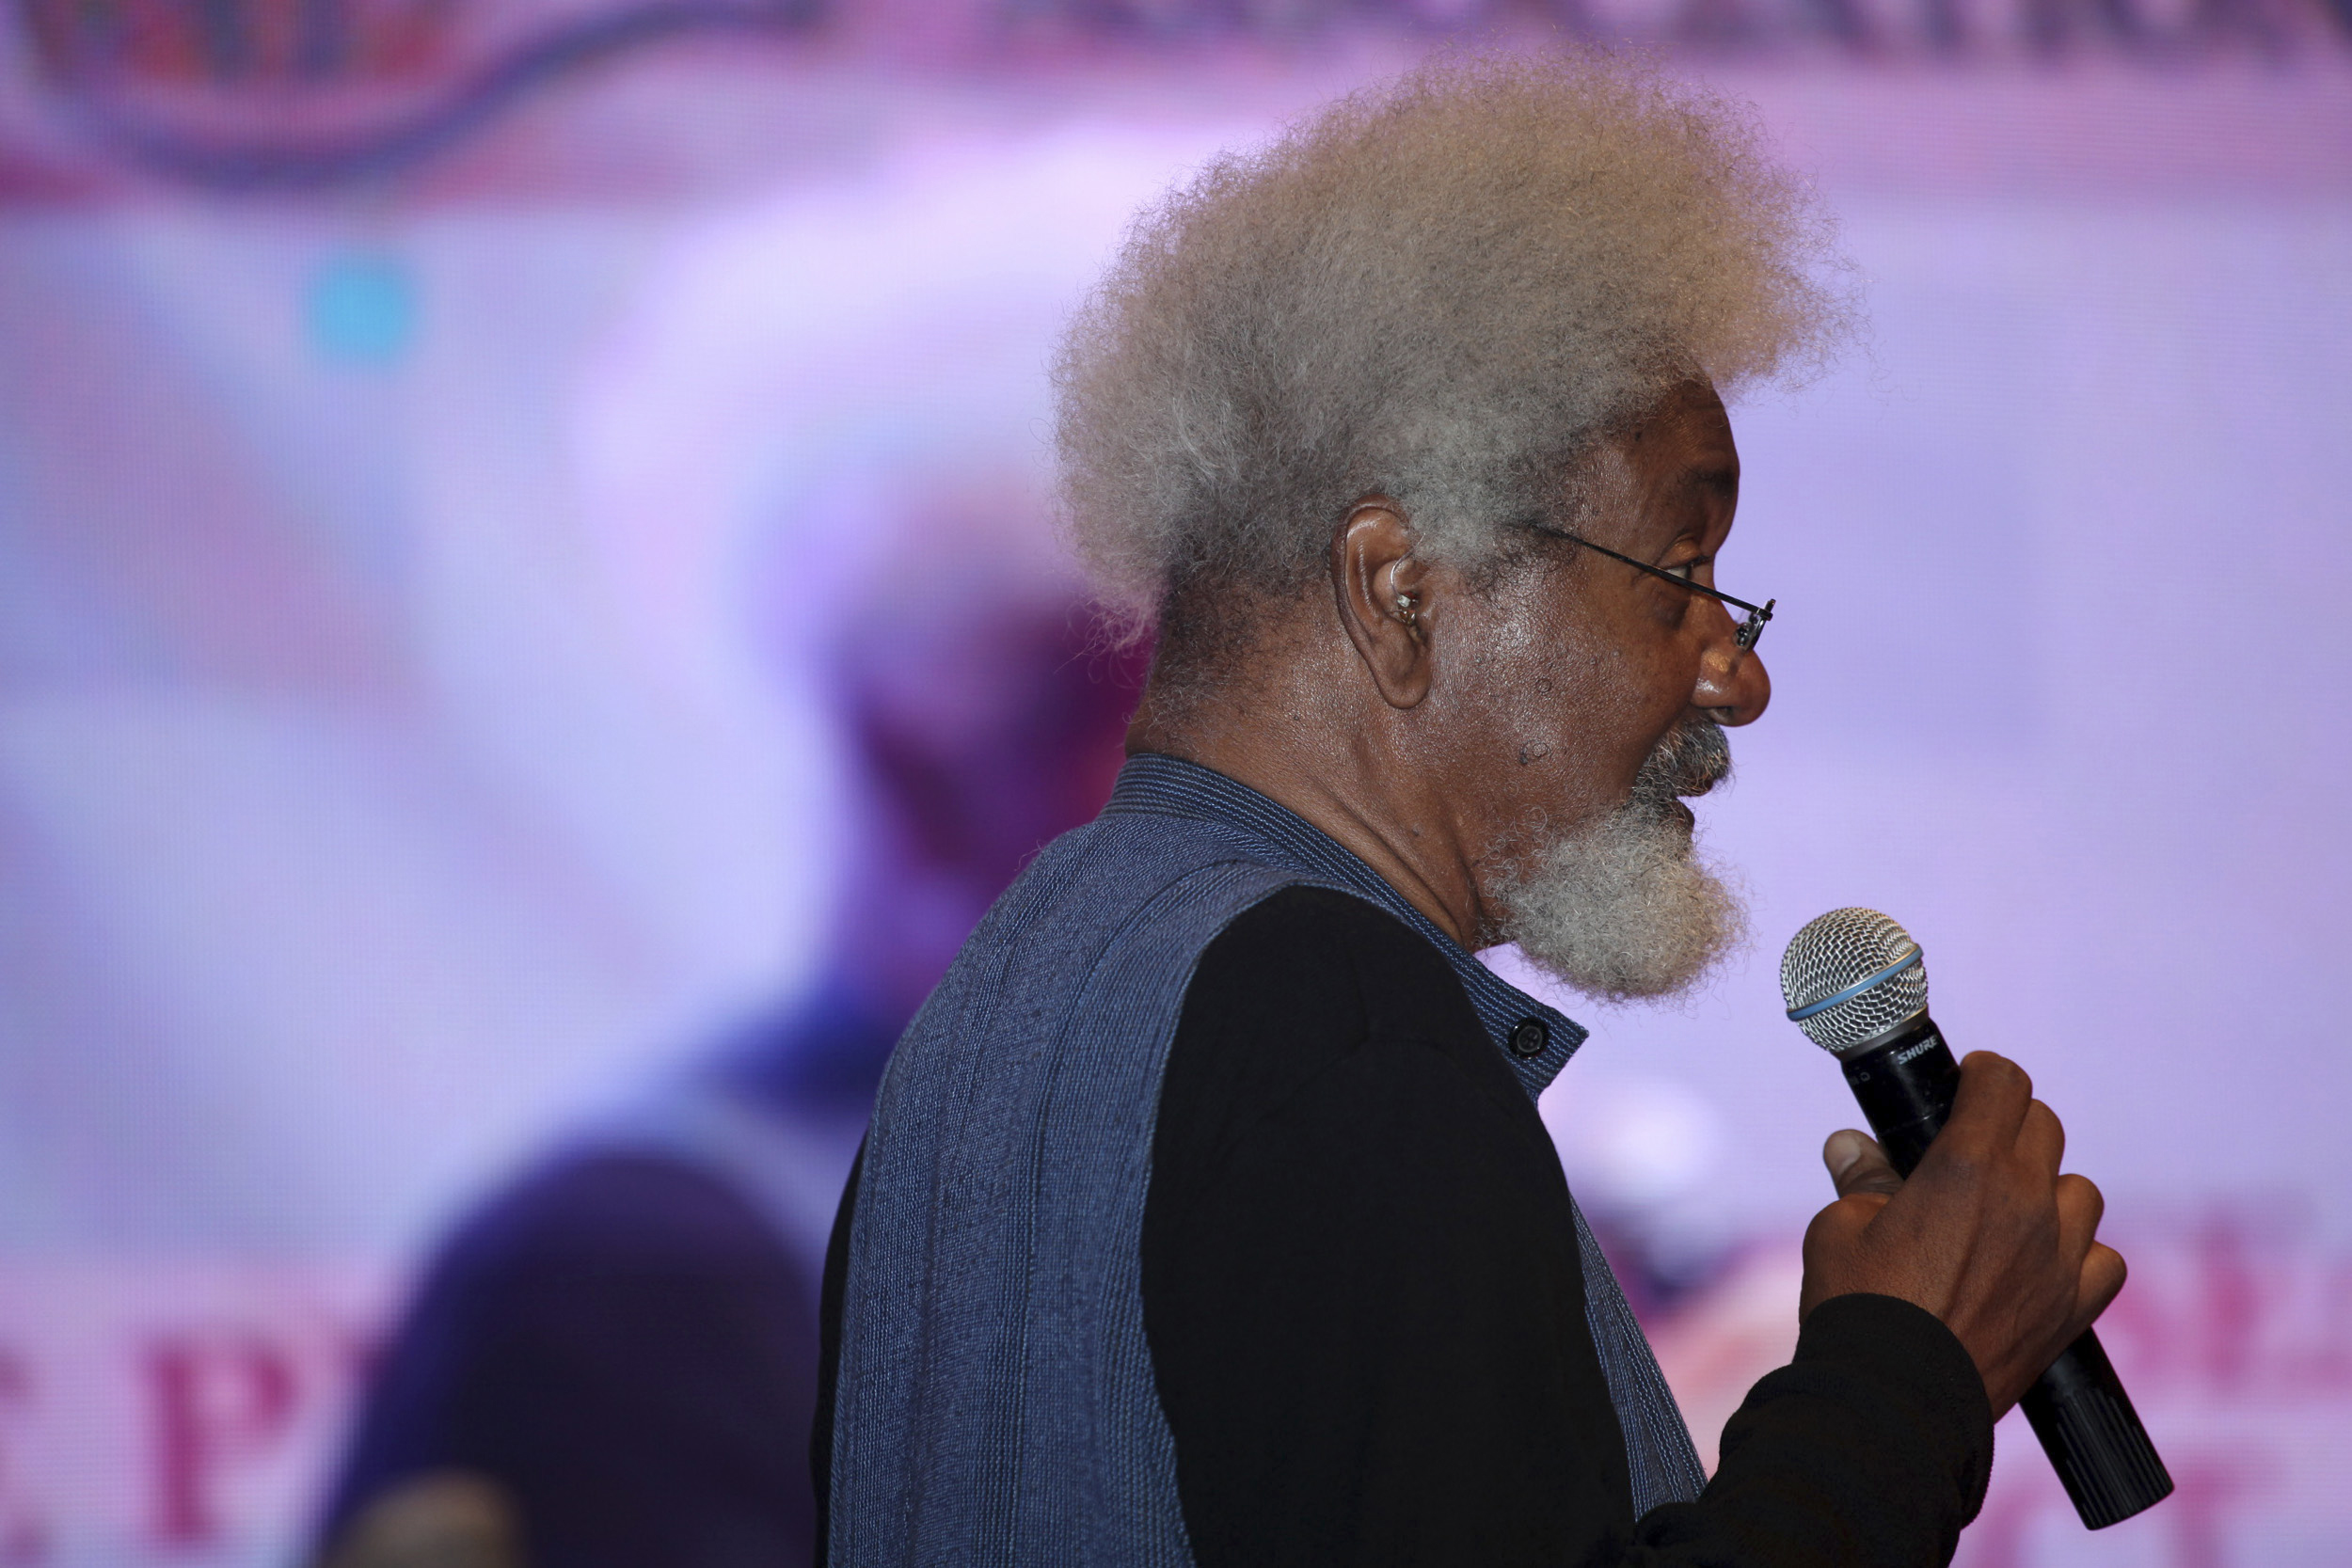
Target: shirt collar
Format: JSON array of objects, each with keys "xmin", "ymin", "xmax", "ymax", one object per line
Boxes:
[{"xmin": 1104, "ymin": 752, "xmax": 1588, "ymax": 1097}]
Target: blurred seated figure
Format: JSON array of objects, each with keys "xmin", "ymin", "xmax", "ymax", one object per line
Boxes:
[{"xmin": 313, "ymin": 549, "xmax": 1140, "ymax": 1568}]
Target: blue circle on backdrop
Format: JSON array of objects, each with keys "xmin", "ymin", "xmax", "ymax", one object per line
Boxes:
[{"xmin": 309, "ymin": 254, "xmax": 418, "ymax": 365}]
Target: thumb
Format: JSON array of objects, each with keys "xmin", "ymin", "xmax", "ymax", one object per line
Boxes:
[{"xmin": 1824, "ymin": 1129, "xmax": 1902, "ymax": 1199}]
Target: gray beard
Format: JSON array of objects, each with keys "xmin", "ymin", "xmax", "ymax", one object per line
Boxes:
[{"xmin": 1496, "ymin": 721, "xmax": 1747, "ymax": 1003}]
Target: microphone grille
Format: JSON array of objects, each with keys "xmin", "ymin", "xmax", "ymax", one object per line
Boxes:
[{"xmin": 1779, "ymin": 908, "xmax": 1930, "ymax": 1053}]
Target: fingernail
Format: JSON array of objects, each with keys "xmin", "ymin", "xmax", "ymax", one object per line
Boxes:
[{"xmin": 1826, "ymin": 1131, "xmax": 1865, "ymax": 1178}]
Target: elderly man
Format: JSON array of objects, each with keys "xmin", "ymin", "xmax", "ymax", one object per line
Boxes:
[{"xmin": 816, "ymin": 55, "xmax": 2123, "ymax": 1568}]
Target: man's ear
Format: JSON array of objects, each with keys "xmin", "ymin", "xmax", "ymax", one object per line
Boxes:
[{"xmin": 1331, "ymin": 499, "xmax": 1434, "ymax": 711}]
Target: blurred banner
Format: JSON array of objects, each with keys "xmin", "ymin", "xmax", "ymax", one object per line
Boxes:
[{"xmin": 0, "ymin": 7, "xmax": 2347, "ymax": 1566}]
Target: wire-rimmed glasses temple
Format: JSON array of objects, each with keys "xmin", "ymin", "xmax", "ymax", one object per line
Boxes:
[{"xmin": 1520, "ymin": 522, "xmax": 1775, "ymax": 651}]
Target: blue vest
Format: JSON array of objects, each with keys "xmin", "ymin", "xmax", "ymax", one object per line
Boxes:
[{"xmin": 828, "ymin": 755, "xmax": 1705, "ymax": 1565}]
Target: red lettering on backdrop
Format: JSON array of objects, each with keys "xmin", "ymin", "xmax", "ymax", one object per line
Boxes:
[
  {"xmin": 20, "ymin": 0, "xmax": 453, "ymax": 84},
  {"xmin": 143, "ymin": 1331, "xmax": 297, "ymax": 1549}
]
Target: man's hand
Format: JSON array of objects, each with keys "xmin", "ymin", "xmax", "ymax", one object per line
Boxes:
[{"xmin": 1798, "ymin": 1050, "xmax": 2127, "ymax": 1416}]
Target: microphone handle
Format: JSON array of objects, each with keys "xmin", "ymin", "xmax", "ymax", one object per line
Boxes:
[{"xmin": 1837, "ymin": 1016, "xmax": 2173, "ymax": 1529}]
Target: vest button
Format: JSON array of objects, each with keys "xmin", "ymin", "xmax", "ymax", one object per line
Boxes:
[{"xmin": 1507, "ymin": 1019, "xmax": 1549, "ymax": 1059}]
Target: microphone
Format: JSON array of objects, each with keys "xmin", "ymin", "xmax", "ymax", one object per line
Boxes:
[{"xmin": 1779, "ymin": 909, "xmax": 2173, "ymax": 1530}]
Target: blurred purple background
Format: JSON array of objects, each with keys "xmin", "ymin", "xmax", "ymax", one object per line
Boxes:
[{"xmin": 0, "ymin": 5, "xmax": 2348, "ymax": 1564}]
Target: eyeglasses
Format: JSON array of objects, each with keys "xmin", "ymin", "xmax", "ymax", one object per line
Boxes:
[{"xmin": 1520, "ymin": 522, "xmax": 1776, "ymax": 651}]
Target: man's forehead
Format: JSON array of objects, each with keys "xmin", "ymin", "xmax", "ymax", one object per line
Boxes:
[
  {"xmin": 1624, "ymin": 379, "xmax": 1730, "ymax": 437},
  {"xmin": 1626, "ymin": 385, "xmax": 1739, "ymax": 490},
  {"xmin": 1686, "ymin": 446, "xmax": 1740, "ymax": 496},
  {"xmin": 1670, "ymin": 384, "xmax": 1737, "ymax": 451}
]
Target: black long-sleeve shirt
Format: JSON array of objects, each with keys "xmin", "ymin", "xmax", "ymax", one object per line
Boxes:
[{"xmin": 821, "ymin": 883, "xmax": 1993, "ymax": 1567}]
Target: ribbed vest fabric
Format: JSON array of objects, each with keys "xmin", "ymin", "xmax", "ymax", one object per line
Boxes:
[{"xmin": 827, "ymin": 755, "xmax": 1706, "ymax": 1566}]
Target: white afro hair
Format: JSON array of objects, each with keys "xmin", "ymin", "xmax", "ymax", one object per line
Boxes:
[{"xmin": 1054, "ymin": 51, "xmax": 1852, "ymax": 629}]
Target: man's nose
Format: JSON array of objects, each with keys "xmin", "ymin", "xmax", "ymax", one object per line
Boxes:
[{"xmin": 1692, "ymin": 621, "xmax": 1770, "ymax": 727}]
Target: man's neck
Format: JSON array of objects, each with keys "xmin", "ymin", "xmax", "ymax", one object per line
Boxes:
[{"xmin": 1126, "ymin": 681, "xmax": 1492, "ymax": 950}]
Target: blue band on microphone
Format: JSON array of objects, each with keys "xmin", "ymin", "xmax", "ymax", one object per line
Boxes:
[{"xmin": 1786, "ymin": 945, "xmax": 1925, "ymax": 1022}]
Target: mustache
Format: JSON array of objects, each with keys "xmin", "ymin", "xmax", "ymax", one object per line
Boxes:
[{"xmin": 1628, "ymin": 720, "xmax": 1731, "ymax": 812}]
